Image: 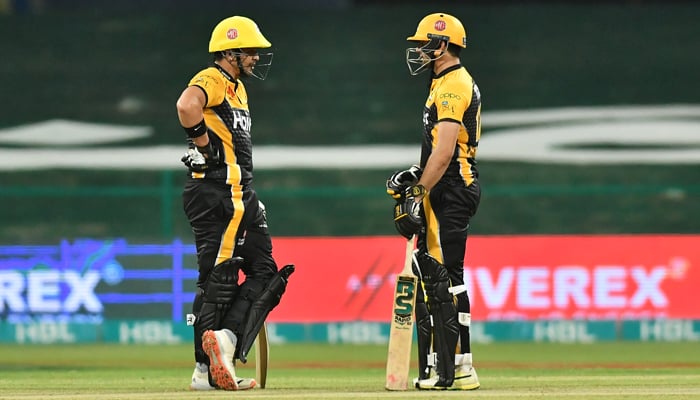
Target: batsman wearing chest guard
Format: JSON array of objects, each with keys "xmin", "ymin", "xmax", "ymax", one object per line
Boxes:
[
  {"xmin": 387, "ymin": 12, "xmax": 481, "ymax": 391},
  {"xmin": 176, "ymin": 15, "xmax": 294, "ymax": 391}
]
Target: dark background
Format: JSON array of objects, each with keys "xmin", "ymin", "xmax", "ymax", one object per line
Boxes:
[{"xmin": 0, "ymin": 1, "xmax": 698, "ymax": 242}]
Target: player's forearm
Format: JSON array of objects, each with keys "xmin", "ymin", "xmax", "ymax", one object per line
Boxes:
[
  {"xmin": 419, "ymin": 121, "xmax": 459, "ymax": 193},
  {"xmin": 418, "ymin": 155, "xmax": 450, "ymax": 192},
  {"xmin": 176, "ymin": 87, "xmax": 208, "ymax": 145},
  {"xmin": 177, "ymin": 107, "xmax": 209, "ymax": 146},
  {"xmin": 179, "ymin": 112, "xmax": 209, "ymax": 147}
]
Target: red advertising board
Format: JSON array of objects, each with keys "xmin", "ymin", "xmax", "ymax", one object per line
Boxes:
[{"xmin": 268, "ymin": 235, "xmax": 700, "ymax": 322}]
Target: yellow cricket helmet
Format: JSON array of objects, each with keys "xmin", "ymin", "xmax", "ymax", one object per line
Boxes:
[
  {"xmin": 407, "ymin": 12, "xmax": 466, "ymax": 48},
  {"xmin": 209, "ymin": 16, "xmax": 271, "ymax": 52}
]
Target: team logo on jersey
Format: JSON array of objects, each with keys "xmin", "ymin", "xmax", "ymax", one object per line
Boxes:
[
  {"xmin": 441, "ymin": 100, "xmax": 454, "ymax": 114},
  {"xmin": 434, "ymin": 20, "xmax": 446, "ymax": 31},
  {"xmin": 227, "ymin": 28, "xmax": 238, "ymax": 40}
]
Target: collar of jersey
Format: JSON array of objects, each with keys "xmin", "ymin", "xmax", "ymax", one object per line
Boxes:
[
  {"xmin": 432, "ymin": 63, "xmax": 463, "ymax": 79},
  {"xmin": 212, "ymin": 63, "xmax": 238, "ymax": 84}
]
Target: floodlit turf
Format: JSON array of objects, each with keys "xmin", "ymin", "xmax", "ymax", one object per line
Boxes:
[{"xmin": 1, "ymin": 342, "xmax": 699, "ymax": 399}]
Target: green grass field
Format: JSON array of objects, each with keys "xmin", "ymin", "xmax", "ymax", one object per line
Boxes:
[{"xmin": 1, "ymin": 342, "xmax": 699, "ymax": 399}]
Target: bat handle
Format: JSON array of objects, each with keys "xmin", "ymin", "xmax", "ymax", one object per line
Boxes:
[{"xmin": 404, "ymin": 235, "xmax": 416, "ymax": 271}]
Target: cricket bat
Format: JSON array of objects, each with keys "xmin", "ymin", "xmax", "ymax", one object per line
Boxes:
[
  {"xmin": 255, "ymin": 322, "xmax": 269, "ymax": 388},
  {"xmin": 385, "ymin": 235, "xmax": 417, "ymax": 391}
]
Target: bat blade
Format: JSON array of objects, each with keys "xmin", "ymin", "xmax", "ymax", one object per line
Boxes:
[
  {"xmin": 385, "ymin": 236, "xmax": 417, "ymax": 391},
  {"xmin": 255, "ymin": 322, "xmax": 269, "ymax": 389}
]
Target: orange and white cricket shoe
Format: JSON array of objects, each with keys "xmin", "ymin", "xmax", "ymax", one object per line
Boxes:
[{"xmin": 201, "ymin": 329, "xmax": 257, "ymax": 391}]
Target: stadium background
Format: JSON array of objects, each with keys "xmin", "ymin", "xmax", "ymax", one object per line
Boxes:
[{"xmin": 0, "ymin": 0, "xmax": 699, "ymax": 345}]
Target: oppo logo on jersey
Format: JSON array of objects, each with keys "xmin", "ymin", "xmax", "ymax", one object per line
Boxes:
[{"xmin": 439, "ymin": 92, "xmax": 461, "ymax": 100}]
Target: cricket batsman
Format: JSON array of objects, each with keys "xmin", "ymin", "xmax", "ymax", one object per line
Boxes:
[
  {"xmin": 387, "ymin": 12, "xmax": 482, "ymax": 390},
  {"xmin": 176, "ymin": 15, "xmax": 294, "ymax": 391}
]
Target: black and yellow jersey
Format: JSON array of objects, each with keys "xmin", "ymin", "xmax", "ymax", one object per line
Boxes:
[
  {"xmin": 420, "ymin": 64, "xmax": 481, "ymax": 186},
  {"xmin": 188, "ymin": 64, "xmax": 253, "ymax": 187}
]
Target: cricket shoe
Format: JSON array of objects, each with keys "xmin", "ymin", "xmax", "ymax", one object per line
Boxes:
[
  {"xmin": 415, "ymin": 376, "xmax": 450, "ymax": 390},
  {"xmin": 416, "ymin": 366, "xmax": 480, "ymax": 390},
  {"xmin": 412, "ymin": 366, "xmax": 436, "ymax": 388},
  {"xmin": 190, "ymin": 369, "xmax": 256, "ymax": 391},
  {"xmin": 202, "ymin": 329, "xmax": 257, "ymax": 390},
  {"xmin": 189, "ymin": 362, "xmax": 215, "ymax": 391},
  {"xmin": 190, "ymin": 362, "xmax": 257, "ymax": 391},
  {"xmin": 452, "ymin": 353, "xmax": 480, "ymax": 390},
  {"xmin": 452, "ymin": 365, "xmax": 480, "ymax": 390}
]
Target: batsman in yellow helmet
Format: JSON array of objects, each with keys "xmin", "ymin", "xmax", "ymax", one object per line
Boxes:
[
  {"xmin": 387, "ymin": 12, "xmax": 482, "ymax": 391},
  {"xmin": 177, "ymin": 15, "xmax": 294, "ymax": 391}
]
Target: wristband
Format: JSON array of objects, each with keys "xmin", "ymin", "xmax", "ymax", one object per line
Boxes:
[{"xmin": 183, "ymin": 119, "xmax": 208, "ymax": 139}]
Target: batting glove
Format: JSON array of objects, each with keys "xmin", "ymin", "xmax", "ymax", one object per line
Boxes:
[
  {"xmin": 393, "ymin": 184, "xmax": 426, "ymax": 239},
  {"xmin": 181, "ymin": 141, "xmax": 221, "ymax": 172},
  {"xmin": 386, "ymin": 164, "xmax": 423, "ymax": 200}
]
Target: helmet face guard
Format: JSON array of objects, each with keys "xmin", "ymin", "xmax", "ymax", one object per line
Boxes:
[
  {"xmin": 405, "ymin": 35, "xmax": 447, "ymax": 76},
  {"xmin": 232, "ymin": 50, "xmax": 274, "ymax": 80}
]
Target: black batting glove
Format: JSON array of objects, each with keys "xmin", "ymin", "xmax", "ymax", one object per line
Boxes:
[
  {"xmin": 393, "ymin": 184, "xmax": 426, "ymax": 239},
  {"xmin": 386, "ymin": 164, "xmax": 423, "ymax": 200}
]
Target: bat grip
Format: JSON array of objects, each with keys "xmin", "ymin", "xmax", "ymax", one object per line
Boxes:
[{"xmin": 404, "ymin": 235, "xmax": 416, "ymax": 272}]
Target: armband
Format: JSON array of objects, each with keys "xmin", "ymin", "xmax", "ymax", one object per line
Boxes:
[{"xmin": 183, "ymin": 119, "xmax": 208, "ymax": 139}]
